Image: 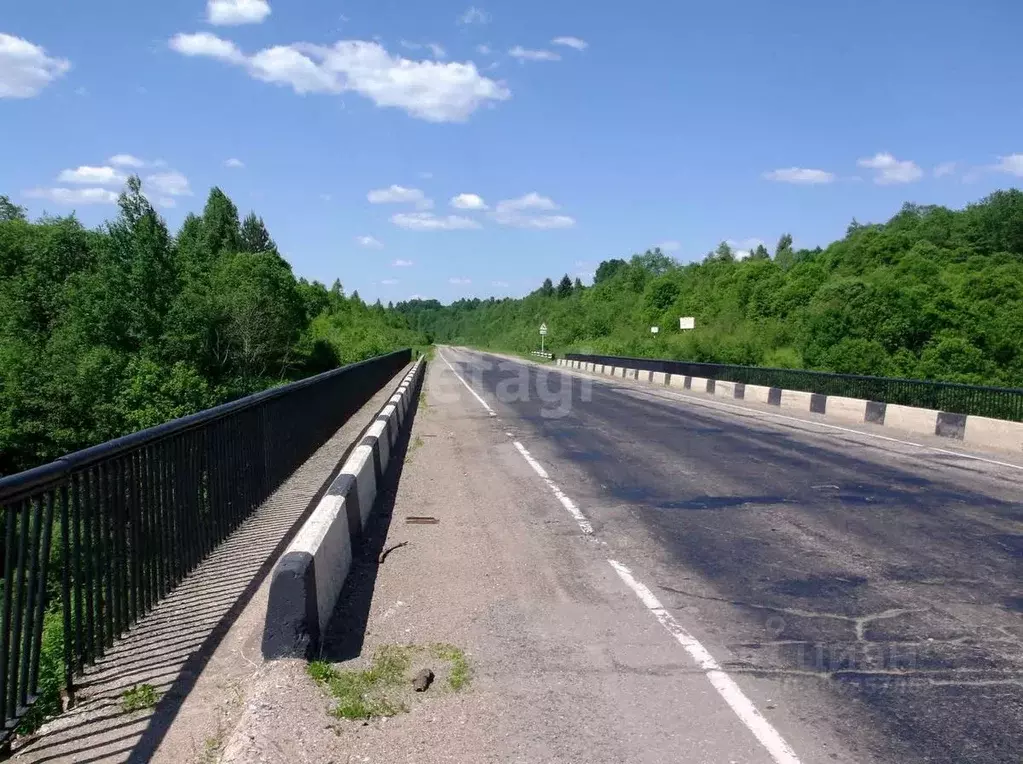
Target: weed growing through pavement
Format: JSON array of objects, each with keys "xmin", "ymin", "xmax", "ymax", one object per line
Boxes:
[
  {"xmin": 405, "ymin": 434, "xmax": 425, "ymax": 463},
  {"xmin": 308, "ymin": 643, "xmax": 472, "ymax": 720},
  {"xmin": 120, "ymin": 683, "xmax": 159, "ymax": 713}
]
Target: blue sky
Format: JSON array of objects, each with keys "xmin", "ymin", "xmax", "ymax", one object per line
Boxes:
[{"xmin": 3, "ymin": 0, "xmax": 1023, "ymax": 304}]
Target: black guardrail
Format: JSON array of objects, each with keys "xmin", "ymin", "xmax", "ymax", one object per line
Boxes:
[
  {"xmin": 0, "ymin": 348, "xmax": 411, "ymax": 741},
  {"xmin": 564, "ymin": 353, "xmax": 1023, "ymax": 422}
]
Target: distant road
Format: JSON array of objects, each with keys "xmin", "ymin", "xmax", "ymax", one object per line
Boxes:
[{"xmin": 441, "ymin": 346, "xmax": 1023, "ymax": 764}]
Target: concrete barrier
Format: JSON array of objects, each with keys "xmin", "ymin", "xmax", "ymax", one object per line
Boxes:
[
  {"xmin": 963, "ymin": 416, "xmax": 1023, "ymax": 452},
  {"xmin": 262, "ymin": 359, "xmax": 425, "ymax": 659},
  {"xmin": 714, "ymin": 380, "xmax": 743, "ymax": 399},
  {"xmin": 561, "ymin": 358, "xmax": 1023, "ymax": 454},
  {"xmin": 743, "ymin": 384, "xmax": 772, "ymax": 404},
  {"xmin": 825, "ymin": 395, "xmax": 868, "ymax": 424},
  {"xmin": 882, "ymin": 403, "xmax": 940, "ymax": 436}
]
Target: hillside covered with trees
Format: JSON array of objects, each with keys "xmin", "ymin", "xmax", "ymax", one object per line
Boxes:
[
  {"xmin": 397, "ymin": 190, "xmax": 1023, "ymax": 390},
  {"xmin": 0, "ymin": 181, "xmax": 426, "ymax": 477}
]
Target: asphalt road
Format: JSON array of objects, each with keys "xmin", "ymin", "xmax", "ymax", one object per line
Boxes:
[{"xmin": 441, "ymin": 347, "xmax": 1023, "ymax": 764}]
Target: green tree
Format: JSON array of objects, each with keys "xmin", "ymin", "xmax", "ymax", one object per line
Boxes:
[
  {"xmin": 594, "ymin": 259, "xmax": 627, "ymax": 284},
  {"xmin": 557, "ymin": 274, "xmax": 573, "ymax": 298},
  {"xmin": 240, "ymin": 212, "xmax": 276, "ymax": 254},
  {"xmin": 0, "ymin": 195, "xmax": 27, "ymax": 222},
  {"xmin": 201, "ymin": 187, "xmax": 242, "ymax": 257},
  {"xmin": 775, "ymin": 233, "xmax": 795, "ymax": 268},
  {"xmin": 541, "ymin": 278, "xmax": 555, "ymax": 297}
]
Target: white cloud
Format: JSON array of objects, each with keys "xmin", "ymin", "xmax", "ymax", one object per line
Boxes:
[
  {"xmin": 171, "ymin": 34, "xmax": 510, "ymax": 122},
  {"xmin": 657, "ymin": 240, "xmax": 681, "ymax": 252},
  {"xmin": 392, "ymin": 212, "xmax": 481, "ymax": 231},
  {"xmin": 551, "ymin": 36, "xmax": 588, "ymax": 51},
  {"xmin": 224, "ymin": 157, "xmax": 245, "ymax": 169},
  {"xmin": 145, "ymin": 171, "xmax": 192, "ymax": 198},
  {"xmin": 320, "ymin": 193, "xmax": 332, "ymax": 201},
  {"xmin": 993, "ymin": 154, "xmax": 1023, "ymax": 177},
  {"xmin": 509, "ymin": 46, "xmax": 560, "ymax": 62},
  {"xmin": 492, "ymin": 192, "xmax": 576, "ymax": 229},
  {"xmin": 450, "ymin": 192, "xmax": 487, "ymax": 210},
  {"xmin": 857, "ymin": 152, "xmax": 923, "ymax": 185},
  {"xmin": 497, "ymin": 192, "xmax": 558, "ymax": 212},
  {"xmin": 109, "ymin": 154, "xmax": 147, "ymax": 168},
  {"xmin": 762, "ymin": 167, "xmax": 835, "ymax": 184},
  {"xmin": 356, "ymin": 235, "xmax": 383, "ymax": 249},
  {"xmin": 418, "ymin": 171, "xmax": 433, "ymax": 179},
  {"xmin": 207, "ymin": 0, "xmax": 271, "ymax": 26},
  {"xmin": 459, "ymin": 6, "xmax": 489, "ymax": 24},
  {"xmin": 57, "ymin": 166, "xmax": 126, "ymax": 186},
  {"xmin": 380, "ymin": 278, "xmax": 399, "ymax": 285},
  {"xmin": 492, "ymin": 280, "xmax": 509, "ymax": 287},
  {"xmin": 392, "ymin": 259, "xmax": 414, "ymax": 267},
  {"xmin": 368, "ymin": 185, "xmax": 432, "ymax": 209},
  {"xmin": 476, "ymin": 44, "xmax": 492, "ymax": 55},
  {"xmin": 0, "ymin": 33, "xmax": 71, "ymax": 98},
  {"xmin": 170, "ymin": 32, "xmax": 245, "ymax": 62},
  {"xmin": 24, "ymin": 187, "xmax": 118, "ymax": 205},
  {"xmin": 449, "ymin": 277, "xmax": 472, "ymax": 285},
  {"xmin": 933, "ymin": 161, "xmax": 957, "ymax": 178}
]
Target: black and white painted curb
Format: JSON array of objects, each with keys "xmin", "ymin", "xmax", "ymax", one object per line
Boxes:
[
  {"xmin": 556, "ymin": 359, "xmax": 1023, "ymax": 453},
  {"xmin": 262, "ymin": 359, "xmax": 425, "ymax": 659}
]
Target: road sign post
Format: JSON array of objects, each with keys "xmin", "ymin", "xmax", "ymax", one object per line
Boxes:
[{"xmin": 539, "ymin": 322, "xmax": 548, "ymax": 354}]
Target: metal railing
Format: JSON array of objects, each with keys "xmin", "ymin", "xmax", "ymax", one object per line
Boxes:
[
  {"xmin": 0, "ymin": 348, "xmax": 411, "ymax": 741},
  {"xmin": 564, "ymin": 353, "xmax": 1023, "ymax": 422}
]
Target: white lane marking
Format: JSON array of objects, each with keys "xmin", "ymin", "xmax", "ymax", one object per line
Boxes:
[
  {"xmin": 608, "ymin": 559, "xmax": 803, "ymax": 764},
  {"xmin": 570, "ymin": 367, "xmax": 1023, "ymax": 473},
  {"xmin": 512, "ymin": 441, "xmax": 594, "ymax": 534},
  {"xmin": 438, "ymin": 350, "xmax": 497, "ymax": 417}
]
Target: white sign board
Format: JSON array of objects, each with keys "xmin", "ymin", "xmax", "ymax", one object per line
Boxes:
[
  {"xmin": 679, "ymin": 316, "xmax": 696, "ymax": 330},
  {"xmin": 539, "ymin": 323, "xmax": 548, "ymax": 336},
  {"xmin": 650, "ymin": 326, "xmax": 659, "ymax": 334}
]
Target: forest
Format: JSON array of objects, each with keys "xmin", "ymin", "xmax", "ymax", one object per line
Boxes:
[
  {"xmin": 5, "ymin": 186, "xmax": 1023, "ymax": 477},
  {"xmin": 398, "ymin": 190, "xmax": 1023, "ymax": 390},
  {"xmin": 0, "ymin": 180, "xmax": 426, "ymax": 478}
]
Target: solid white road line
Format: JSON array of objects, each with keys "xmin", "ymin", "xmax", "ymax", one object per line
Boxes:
[
  {"xmin": 443, "ymin": 348, "xmax": 799, "ymax": 761},
  {"xmin": 439, "ymin": 350, "xmax": 497, "ymax": 417},
  {"xmin": 608, "ymin": 559, "xmax": 803, "ymax": 764},
  {"xmin": 512, "ymin": 441, "xmax": 594, "ymax": 534}
]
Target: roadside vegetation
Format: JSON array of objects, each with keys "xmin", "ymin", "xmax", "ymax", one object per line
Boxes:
[
  {"xmin": 308, "ymin": 643, "xmax": 471, "ymax": 720},
  {"xmin": 0, "ymin": 183, "xmax": 426, "ymax": 477},
  {"xmin": 397, "ymin": 190, "xmax": 1023, "ymax": 388},
  {"xmin": 121, "ymin": 683, "xmax": 159, "ymax": 713}
]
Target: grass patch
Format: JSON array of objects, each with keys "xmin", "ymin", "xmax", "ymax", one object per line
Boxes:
[
  {"xmin": 308, "ymin": 643, "xmax": 471, "ymax": 721},
  {"xmin": 405, "ymin": 434, "xmax": 425, "ymax": 463},
  {"xmin": 430, "ymin": 644, "xmax": 471, "ymax": 690},
  {"xmin": 121, "ymin": 683, "xmax": 159, "ymax": 713},
  {"xmin": 199, "ymin": 735, "xmax": 223, "ymax": 764}
]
